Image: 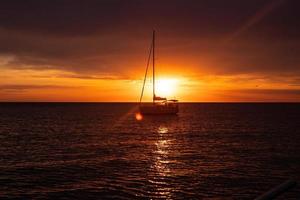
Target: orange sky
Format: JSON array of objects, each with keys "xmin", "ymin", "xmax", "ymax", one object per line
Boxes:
[
  {"xmin": 1, "ymin": 65, "xmax": 299, "ymax": 102},
  {"xmin": 0, "ymin": 0, "xmax": 300, "ymax": 102}
]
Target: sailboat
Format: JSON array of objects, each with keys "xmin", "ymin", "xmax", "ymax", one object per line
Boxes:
[{"xmin": 139, "ymin": 31, "xmax": 179, "ymax": 115}]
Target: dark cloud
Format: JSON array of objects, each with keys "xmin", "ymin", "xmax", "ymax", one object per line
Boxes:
[
  {"xmin": 0, "ymin": 27, "xmax": 143, "ymax": 74},
  {"xmin": 238, "ymin": 89, "xmax": 300, "ymax": 95},
  {"xmin": 216, "ymin": 88, "xmax": 300, "ymax": 102},
  {"xmin": 0, "ymin": 0, "xmax": 299, "ymax": 77},
  {"xmin": 1, "ymin": 0, "xmax": 299, "ymax": 37},
  {"xmin": 55, "ymin": 74, "xmax": 130, "ymax": 80},
  {"xmin": 0, "ymin": 84, "xmax": 79, "ymax": 92}
]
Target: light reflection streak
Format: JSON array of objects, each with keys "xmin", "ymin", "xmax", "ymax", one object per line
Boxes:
[{"xmin": 151, "ymin": 125, "xmax": 173, "ymax": 199}]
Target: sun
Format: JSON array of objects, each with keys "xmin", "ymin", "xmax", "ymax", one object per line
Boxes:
[{"xmin": 155, "ymin": 78, "xmax": 179, "ymax": 97}]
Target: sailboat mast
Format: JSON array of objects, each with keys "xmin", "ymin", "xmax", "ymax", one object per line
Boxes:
[{"xmin": 152, "ymin": 30, "xmax": 155, "ymax": 104}]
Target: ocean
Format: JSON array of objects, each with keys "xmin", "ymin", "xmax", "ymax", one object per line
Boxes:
[{"xmin": 0, "ymin": 103, "xmax": 299, "ymax": 199}]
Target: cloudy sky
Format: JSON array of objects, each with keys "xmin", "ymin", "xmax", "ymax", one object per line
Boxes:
[{"xmin": 0, "ymin": 0, "xmax": 299, "ymax": 101}]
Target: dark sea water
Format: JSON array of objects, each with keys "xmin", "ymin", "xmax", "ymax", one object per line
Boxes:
[{"xmin": 0, "ymin": 103, "xmax": 299, "ymax": 199}]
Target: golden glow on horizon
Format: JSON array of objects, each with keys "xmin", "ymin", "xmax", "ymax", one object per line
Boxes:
[{"xmin": 0, "ymin": 68, "xmax": 299, "ymax": 102}]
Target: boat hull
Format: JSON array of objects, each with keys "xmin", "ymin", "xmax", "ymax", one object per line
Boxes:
[{"xmin": 139, "ymin": 105, "xmax": 178, "ymax": 115}]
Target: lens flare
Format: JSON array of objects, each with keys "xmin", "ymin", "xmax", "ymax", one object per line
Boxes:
[{"xmin": 135, "ymin": 112, "xmax": 143, "ymax": 121}]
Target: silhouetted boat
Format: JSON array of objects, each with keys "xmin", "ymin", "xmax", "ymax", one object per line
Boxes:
[{"xmin": 139, "ymin": 31, "xmax": 179, "ymax": 115}]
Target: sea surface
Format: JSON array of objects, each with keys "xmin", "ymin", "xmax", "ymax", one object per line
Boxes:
[{"xmin": 0, "ymin": 103, "xmax": 299, "ymax": 199}]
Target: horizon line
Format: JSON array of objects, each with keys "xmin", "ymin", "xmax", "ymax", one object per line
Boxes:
[{"xmin": 0, "ymin": 101, "xmax": 300, "ymax": 103}]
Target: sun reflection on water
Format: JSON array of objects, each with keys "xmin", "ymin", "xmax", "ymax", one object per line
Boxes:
[
  {"xmin": 151, "ymin": 125, "xmax": 173, "ymax": 199},
  {"xmin": 157, "ymin": 126, "xmax": 168, "ymax": 134}
]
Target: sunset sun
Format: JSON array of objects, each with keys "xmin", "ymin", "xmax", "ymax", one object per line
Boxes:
[
  {"xmin": 1, "ymin": 1, "xmax": 300, "ymax": 200},
  {"xmin": 155, "ymin": 78, "xmax": 179, "ymax": 97}
]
